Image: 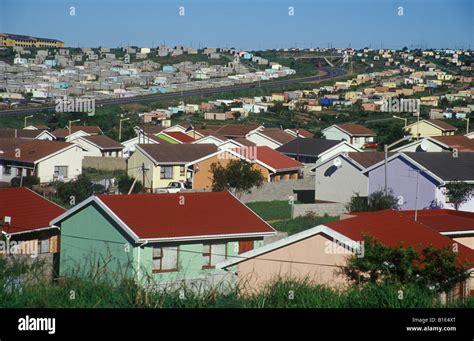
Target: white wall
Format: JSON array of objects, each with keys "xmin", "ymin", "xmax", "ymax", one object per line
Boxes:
[
  {"xmin": 36, "ymin": 146, "xmax": 83, "ymax": 182},
  {"xmin": 246, "ymin": 133, "xmax": 280, "ymax": 149},
  {"xmin": 436, "ymin": 186, "xmax": 474, "ymax": 212}
]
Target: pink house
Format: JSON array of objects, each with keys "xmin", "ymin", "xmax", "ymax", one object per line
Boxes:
[{"xmin": 218, "ymin": 210, "xmax": 474, "ymax": 296}]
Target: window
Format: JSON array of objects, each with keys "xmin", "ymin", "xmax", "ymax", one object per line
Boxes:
[
  {"xmin": 39, "ymin": 239, "xmax": 50, "ymax": 254},
  {"xmin": 202, "ymin": 243, "xmax": 227, "ymax": 269},
  {"xmin": 4, "ymin": 166, "xmax": 11, "ymax": 175},
  {"xmin": 152, "ymin": 246, "xmax": 179, "ymax": 272},
  {"xmin": 160, "ymin": 166, "xmax": 173, "ymax": 179},
  {"xmin": 54, "ymin": 166, "xmax": 68, "ymax": 178},
  {"xmin": 180, "ymin": 165, "xmax": 186, "ymax": 177}
]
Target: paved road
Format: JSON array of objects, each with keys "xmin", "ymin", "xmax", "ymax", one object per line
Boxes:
[{"xmin": 0, "ymin": 67, "xmax": 346, "ymax": 116}]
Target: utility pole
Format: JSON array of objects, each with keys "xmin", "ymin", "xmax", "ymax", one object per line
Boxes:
[{"xmin": 142, "ymin": 162, "xmax": 146, "ymax": 194}]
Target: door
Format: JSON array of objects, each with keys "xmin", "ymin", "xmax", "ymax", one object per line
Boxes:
[{"xmin": 238, "ymin": 240, "xmax": 254, "ymax": 254}]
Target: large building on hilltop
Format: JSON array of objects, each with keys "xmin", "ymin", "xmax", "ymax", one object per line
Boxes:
[{"xmin": 0, "ymin": 33, "xmax": 64, "ymax": 48}]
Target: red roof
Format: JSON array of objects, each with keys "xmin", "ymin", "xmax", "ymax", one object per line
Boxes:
[
  {"xmin": 327, "ymin": 210, "xmax": 474, "ymax": 267},
  {"xmin": 96, "ymin": 192, "xmax": 275, "ymax": 240},
  {"xmin": 162, "ymin": 131, "xmax": 195, "ymax": 143},
  {"xmin": 399, "ymin": 209, "xmax": 474, "ymax": 233},
  {"xmin": 335, "ymin": 123, "xmax": 377, "ymax": 136},
  {"xmin": 234, "ymin": 146, "xmax": 304, "ymax": 172},
  {"xmin": 0, "ymin": 187, "xmax": 65, "ymax": 234}
]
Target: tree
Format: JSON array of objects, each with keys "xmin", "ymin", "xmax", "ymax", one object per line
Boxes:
[
  {"xmin": 210, "ymin": 159, "xmax": 264, "ymax": 198},
  {"xmin": 343, "ymin": 235, "xmax": 469, "ymax": 294},
  {"xmin": 445, "ymin": 182, "xmax": 473, "ymax": 210},
  {"xmin": 346, "ymin": 190, "xmax": 400, "ymax": 212},
  {"xmin": 56, "ymin": 175, "xmax": 104, "ymax": 206},
  {"xmin": 117, "ymin": 175, "xmax": 143, "ymax": 194}
]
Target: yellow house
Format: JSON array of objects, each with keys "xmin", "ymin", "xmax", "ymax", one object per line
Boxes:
[
  {"xmin": 420, "ymin": 96, "xmax": 440, "ymax": 107},
  {"xmin": 271, "ymin": 93, "xmax": 285, "ymax": 102},
  {"xmin": 404, "ymin": 119, "xmax": 457, "ymax": 138},
  {"xmin": 127, "ymin": 144, "xmax": 217, "ymax": 191}
]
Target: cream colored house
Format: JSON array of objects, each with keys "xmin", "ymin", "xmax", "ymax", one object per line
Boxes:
[{"xmin": 404, "ymin": 119, "xmax": 457, "ymax": 138}]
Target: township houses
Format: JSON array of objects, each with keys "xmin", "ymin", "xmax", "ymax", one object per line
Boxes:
[
  {"xmin": 217, "ymin": 209, "xmax": 474, "ymax": 298},
  {"xmin": 0, "ymin": 128, "xmax": 55, "ymax": 141},
  {"xmin": 0, "ymin": 187, "xmax": 65, "ymax": 256},
  {"xmin": 188, "ymin": 146, "xmax": 304, "ymax": 190},
  {"xmin": 72, "ymin": 135, "xmax": 124, "ymax": 157},
  {"xmin": 321, "ymin": 124, "xmax": 377, "ymax": 149},
  {"xmin": 245, "ymin": 128, "xmax": 296, "ymax": 149},
  {"xmin": 0, "ymin": 139, "xmax": 83, "ymax": 184},
  {"xmin": 365, "ymin": 152, "xmax": 474, "ymax": 212},
  {"xmin": 50, "ymin": 192, "xmax": 276, "ymax": 283},
  {"xmin": 127, "ymin": 144, "xmax": 217, "ymax": 191},
  {"xmin": 394, "ymin": 135, "xmax": 474, "ymax": 153},
  {"xmin": 51, "ymin": 125, "xmax": 103, "ymax": 142},
  {"xmin": 404, "ymin": 119, "xmax": 457, "ymax": 138},
  {"xmin": 314, "ymin": 152, "xmax": 387, "ymax": 205},
  {"xmin": 277, "ymin": 138, "xmax": 360, "ymax": 163}
]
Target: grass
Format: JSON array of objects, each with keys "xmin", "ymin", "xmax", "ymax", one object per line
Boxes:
[
  {"xmin": 272, "ymin": 214, "xmax": 338, "ymax": 235},
  {"xmin": 246, "ymin": 200, "xmax": 292, "ymax": 221}
]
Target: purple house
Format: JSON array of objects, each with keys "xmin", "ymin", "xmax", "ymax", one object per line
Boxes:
[{"xmin": 364, "ymin": 152, "xmax": 474, "ymax": 212}]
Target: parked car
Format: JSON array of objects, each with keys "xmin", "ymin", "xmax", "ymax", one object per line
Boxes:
[{"xmin": 156, "ymin": 181, "xmax": 190, "ymax": 193}]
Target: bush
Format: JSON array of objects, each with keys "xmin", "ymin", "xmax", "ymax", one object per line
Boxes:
[
  {"xmin": 117, "ymin": 175, "xmax": 142, "ymax": 194},
  {"xmin": 10, "ymin": 176, "xmax": 40, "ymax": 189}
]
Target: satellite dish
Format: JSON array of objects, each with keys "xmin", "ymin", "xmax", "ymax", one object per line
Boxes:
[
  {"xmin": 333, "ymin": 158, "xmax": 342, "ymax": 169},
  {"xmin": 420, "ymin": 139, "xmax": 429, "ymax": 152}
]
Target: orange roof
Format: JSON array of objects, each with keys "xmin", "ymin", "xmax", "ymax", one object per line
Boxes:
[{"xmin": 234, "ymin": 146, "xmax": 304, "ymax": 172}]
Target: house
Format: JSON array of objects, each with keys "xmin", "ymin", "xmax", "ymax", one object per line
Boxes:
[
  {"xmin": 73, "ymin": 135, "xmax": 124, "ymax": 157},
  {"xmin": 0, "ymin": 128, "xmax": 54, "ymax": 141},
  {"xmin": 277, "ymin": 138, "xmax": 360, "ymax": 163},
  {"xmin": 245, "ymin": 128, "xmax": 295, "ymax": 149},
  {"xmin": 314, "ymin": 152, "xmax": 387, "ymax": 205},
  {"xmin": 204, "ymin": 124, "xmax": 263, "ymax": 139},
  {"xmin": 404, "ymin": 119, "xmax": 457, "ymax": 138},
  {"xmin": 188, "ymin": 146, "xmax": 304, "ymax": 189},
  {"xmin": 121, "ymin": 134, "xmax": 161, "ymax": 158},
  {"xmin": 284, "ymin": 128, "xmax": 313, "ymax": 139},
  {"xmin": 322, "ymin": 124, "xmax": 377, "ymax": 149},
  {"xmin": 51, "ymin": 192, "xmax": 276, "ymax": 284},
  {"xmin": 217, "ymin": 209, "xmax": 474, "ymax": 297},
  {"xmin": 0, "ymin": 140, "xmax": 83, "ymax": 183},
  {"xmin": 365, "ymin": 152, "xmax": 474, "ymax": 212},
  {"xmin": 52, "ymin": 126, "xmax": 103, "ymax": 141},
  {"xmin": 157, "ymin": 131, "xmax": 195, "ymax": 144},
  {"xmin": 127, "ymin": 144, "xmax": 217, "ymax": 191},
  {"xmin": 394, "ymin": 136, "xmax": 474, "ymax": 153},
  {"xmin": 398, "ymin": 209, "xmax": 474, "ymax": 250},
  {"xmin": 0, "ymin": 187, "xmax": 65, "ymax": 257}
]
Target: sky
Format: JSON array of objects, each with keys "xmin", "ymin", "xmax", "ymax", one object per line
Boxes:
[{"xmin": 1, "ymin": 0, "xmax": 473, "ymax": 50}]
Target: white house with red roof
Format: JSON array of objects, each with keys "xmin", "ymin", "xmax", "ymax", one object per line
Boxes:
[{"xmin": 50, "ymin": 192, "xmax": 275, "ymax": 284}]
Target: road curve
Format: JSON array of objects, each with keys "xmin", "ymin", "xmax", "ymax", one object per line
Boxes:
[{"xmin": 0, "ymin": 67, "xmax": 346, "ymax": 117}]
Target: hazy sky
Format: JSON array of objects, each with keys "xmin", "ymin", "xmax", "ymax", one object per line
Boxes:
[{"xmin": 1, "ymin": 0, "xmax": 472, "ymax": 50}]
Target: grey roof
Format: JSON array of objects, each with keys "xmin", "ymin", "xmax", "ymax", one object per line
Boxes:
[
  {"xmin": 276, "ymin": 138, "xmax": 342, "ymax": 157},
  {"xmin": 137, "ymin": 143, "xmax": 217, "ymax": 164},
  {"xmin": 404, "ymin": 152, "xmax": 474, "ymax": 182}
]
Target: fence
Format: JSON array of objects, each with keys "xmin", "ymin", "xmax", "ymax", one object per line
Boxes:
[{"xmin": 83, "ymin": 156, "xmax": 127, "ymax": 171}]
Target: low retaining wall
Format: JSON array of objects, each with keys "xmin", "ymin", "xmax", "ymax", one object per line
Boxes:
[
  {"xmin": 83, "ymin": 156, "xmax": 127, "ymax": 171},
  {"xmin": 292, "ymin": 202, "xmax": 346, "ymax": 218}
]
